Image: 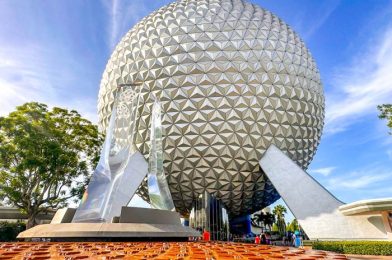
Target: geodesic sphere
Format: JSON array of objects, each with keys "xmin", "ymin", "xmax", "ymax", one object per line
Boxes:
[{"xmin": 98, "ymin": 0, "xmax": 324, "ymax": 217}]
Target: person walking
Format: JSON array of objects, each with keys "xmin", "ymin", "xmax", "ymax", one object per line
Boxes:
[
  {"xmin": 203, "ymin": 229, "xmax": 210, "ymax": 241},
  {"xmin": 291, "ymin": 232, "xmax": 296, "ymax": 247},
  {"xmin": 265, "ymin": 232, "xmax": 271, "ymax": 245},
  {"xmin": 282, "ymin": 231, "xmax": 287, "ymax": 246},
  {"xmin": 261, "ymin": 233, "xmax": 266, "ymax": 244},
  {"xmin": 287, "ymin": 231, "xmax": 292, "ymax": 246},
  {"xmin": 294, "ymin": 230, "xmax": 301, "ymax": 247},
  {"xmin": 255, "ymin": 235, "xmax": 260, "ymax": 244}
]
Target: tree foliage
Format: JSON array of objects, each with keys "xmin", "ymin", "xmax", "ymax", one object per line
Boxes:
[
  {"xmin": 251, "ymin": 211, "xmax": 265, "ymax": 228},
  {"xmin": 273, "ymin": 204, "xmax": 287, "ymax": 236},
  {"xmin": 263, "ymin": 212, "xmax": 275, "ymax": 231},
  {"xmin": 251, "ymin": 210, "xmax": 275, "ymax": 232},
  {"xmin": 271, "ymin": 223, "xmax": 278, "ymax": 232},
  {"xmin": 0, "ymin": 221, "xmax": 26, "ymax": 242},
  {"xmin": 286, "ymin": 218, "xmax": 299, "ymax": 232},
  {"xmin": 378, "ymin": 104, "xmax": 392, "ymax": 134},
  {"xmin": 0, "ymin": 102, "xmax": 103, "ymax": 228}
]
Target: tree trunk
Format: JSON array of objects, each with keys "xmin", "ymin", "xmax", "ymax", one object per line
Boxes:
[{"xmin": 26, "ymin": 213, "xmax": 37, "ymax": 229}]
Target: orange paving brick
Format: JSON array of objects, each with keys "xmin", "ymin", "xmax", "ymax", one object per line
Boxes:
[{"xmin": 0, "ymin": 242, "xmax": 349, "ymax": 260}]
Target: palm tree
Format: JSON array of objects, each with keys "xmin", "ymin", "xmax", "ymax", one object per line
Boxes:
[
  {"xmin": 273, "ymin": 205, "xmax": 287, "ymax": 218},
  {"xmin": 263, "ymin": 212, "xmax": 275, "ymax": 231},
  {"xmin": 273, "ymin": 205, "xmax": 287, "ymax": 236},
  {"xmin": 251, "ymin": 211, "xmax": 266, "ymax": 231}
]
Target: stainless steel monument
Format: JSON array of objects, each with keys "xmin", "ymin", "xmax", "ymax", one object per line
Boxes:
[
  {"xmin": 72, "ymin": 86, "xmax": 149, "ymax": 223},
  {"xmin": 18, "ymin": 85, "xmax": 199, "ymax": 240}
]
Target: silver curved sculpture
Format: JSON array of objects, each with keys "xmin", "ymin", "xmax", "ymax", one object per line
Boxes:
[
  {"xmin": 72, "ymin": 86, "xmax": 148, "ymax": 223},
  {"xmin": 147, "ymin": 94, "xmax": 175, "ymax": 211}
]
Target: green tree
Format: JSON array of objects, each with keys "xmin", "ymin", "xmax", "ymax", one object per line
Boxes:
[
  {"xmin": 0, "ymin": 221, "xmax": 26, "ymax": 242},
  {"xmin": 286, "ymin": 218, "xmax": 299, "ymax": 232},
  {"xmin": 273, "ymin": 204, "xmax": 287, "ymax": 236},
  {"xmin": 0, "ymin": 102, "xmax": 102, "ymax": 228},
  {"xmin": 263, "ymin": 212, "xmax": 275, "ymax": 231},
  {"xmin": 251, "ymin": 210, "xmax": 275, "ymax": 232},
  {"xmin": 378, "ymin": 104, "xmax": 392, "ymax": 134},
  {"xmin": 251, "ymin": 211, "xmax": 266, "ymax": 229},
  {"xmin": 271, "ymin": 223, "xmax": 279, "ymax": 232}
]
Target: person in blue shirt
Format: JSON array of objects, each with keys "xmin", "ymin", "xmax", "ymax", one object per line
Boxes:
[{"xmin": 294, "ymin": 230, "xmax": 303, "ymax": 248}]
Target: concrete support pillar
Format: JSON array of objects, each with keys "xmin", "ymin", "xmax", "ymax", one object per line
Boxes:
[{"xmin": 259, "ymin": 144, "xmax": 391, "ymax": 240}]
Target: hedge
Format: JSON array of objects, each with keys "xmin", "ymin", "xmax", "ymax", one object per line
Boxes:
[
  {"xmin": 0, "ymin": 221, "xmax": 26, "ymax": 242},
  {"xmin": 312, "ymin": 241, "xmax": 392, "ymax": 255}
]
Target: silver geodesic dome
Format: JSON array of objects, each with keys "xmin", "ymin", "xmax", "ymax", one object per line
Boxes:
[{"xmin": 98, "ymin": 0, "xmax": 324, "ymax": 217}]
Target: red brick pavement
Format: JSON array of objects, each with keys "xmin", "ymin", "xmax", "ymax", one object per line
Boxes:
[{"xmin": 0, "ymin": 242, "xmax": 350, "ymax": 260}]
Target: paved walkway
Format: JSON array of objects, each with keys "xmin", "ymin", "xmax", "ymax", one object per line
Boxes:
[{"xmin": 0, "ymin": 241, "xmax": 349, "ymax": 259}]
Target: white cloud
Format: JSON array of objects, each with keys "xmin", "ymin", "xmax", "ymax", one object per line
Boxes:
[
  {"xmin": 0, "ymin": 45, "xmax": 98, "ymax": 123},
  {"xmin": 333, "ymin": 174, "xmax": 389, "ymax": 189},
  {"xmin": 324, "ymin": 28, "xmax": 392, "ymax": 134},
  {"xmin": 309, "ymin": 167, "xmax": 336, "ymax": 177},
  {"xmin": 102, "ymin": 0, "xmax": 157, "ymax": 50},
  {"xmin": 0, "ymin": 46, "xmax": 56, "ymax": 114},
  {"xmin": 102, "ymin": 0, "xmax": 173, "ymax": 51},
  {"xmin": 107, "ymin": 0, "xmax": 120, "ymax": 50},
  {"xmin": 387, "ymin": 149, "xmax": 392, "ymax": 160},
  {"xmin": 302, "ymin": 0, "xmax": 340, "ymax": 39},
  {"xmin": 326, "ymin": 168, "xmax": 392, "ymax": 190}
]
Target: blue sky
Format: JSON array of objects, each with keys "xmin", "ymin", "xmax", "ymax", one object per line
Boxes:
[{"xmin": 0, "ymin": 0, "xmax": 391, "ymax": 221}]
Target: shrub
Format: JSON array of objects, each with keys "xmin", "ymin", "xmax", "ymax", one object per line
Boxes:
[
  {"xmin": 0, "ymin": 221, "xmax": 26, "ymax": 242},
  {"xmin": 313, "ymin": 241, "xmax": 392, "ymax": 255}
]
